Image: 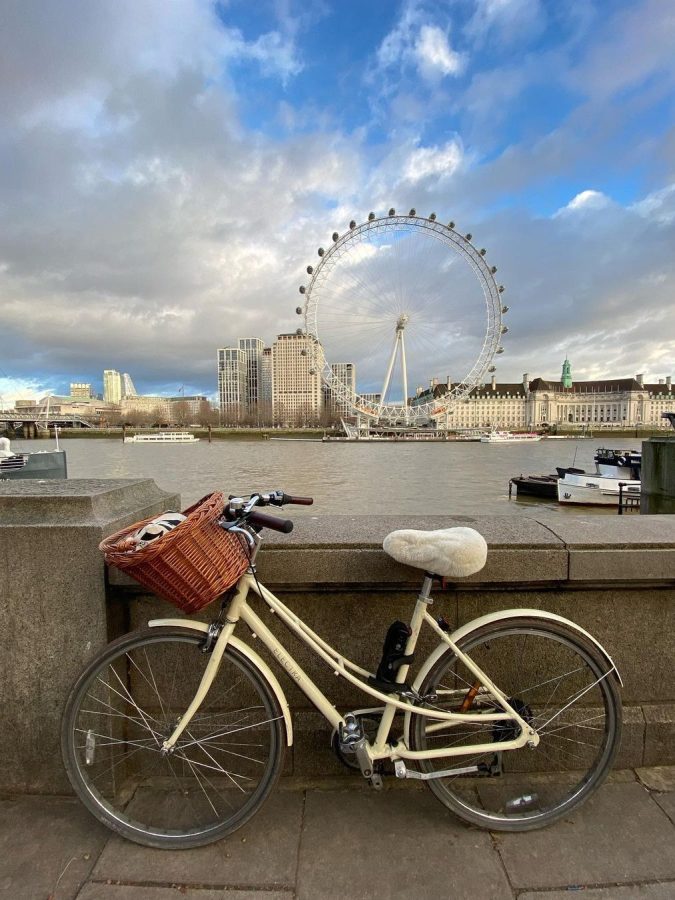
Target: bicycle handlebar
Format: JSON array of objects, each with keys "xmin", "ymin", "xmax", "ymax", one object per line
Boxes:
[
  {"xmin": 223, "ymin": 490, "xmax": 313, "ymax": 534},
  {"xmin": 248, "ymin": 509, "xmax": 294, "ymax": 533}
]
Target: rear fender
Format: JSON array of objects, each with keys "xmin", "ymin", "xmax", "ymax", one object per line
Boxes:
[{"xmin": 148, "ymin": 618, "xmax": 293, "ymax": 746}]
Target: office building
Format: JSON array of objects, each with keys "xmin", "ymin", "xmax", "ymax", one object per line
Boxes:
[
  {"xmin": 412, "ymin": 360, "xmax": 674, "ymax": 430},
  {"xmin": 272, "ymin": 333, "xmax": 325, "ymax": 425},
  {"xmin": 328, "ymin": 363, "xmax": 357, "ymax": 418},
  {"xmin": 70, "ymin": 382, "xmax": 93, "ymax": 399},
  {"xmin": 238, "ymin": 338, "xmax": 264, "ymax": 410},
  {"xmin": 103, "ymin": 370, "xmax": 123, "ymax": 404},
  {"xmin": 218, "ymin": 347, "xmax": 247, "ymax": 421}
]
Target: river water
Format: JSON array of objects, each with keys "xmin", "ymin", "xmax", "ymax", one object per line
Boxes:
[{"xmin": 10, "ymin": 436, "xmax": 625, "ymax": 518}]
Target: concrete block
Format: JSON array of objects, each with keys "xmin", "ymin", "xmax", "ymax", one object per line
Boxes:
[
  {"xmin": 615, "ymin": 705, "xmax": 646, "ymax": 769},
  {"xmin": 0, "ymin": 480, "xmax": 180, "ymax": 793},
  {"xmin": 643, "ymin": 704, "xmax": 675, "ymax": 766}
]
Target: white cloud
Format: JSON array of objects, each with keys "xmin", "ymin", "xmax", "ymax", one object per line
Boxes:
[
  {"xmin": 465, "ymin": 0, "xmax": 545, "ymax": 45},
  {"xmin": 414, "ymin": 25, "xmax": 465, "ymax": 79},
  {"xmin": 631, "ymin": 183, "xmax": 675, "ymax": 225},
  {"xmin": 374, "ymin": 2, "xmax": 465, "ymax": 82},
  {"xmin": 555, "ymin": 190, "xmax": 612, "ymax": 216},
  {"xmin": 403, "ymin": 140, "xmax": 464, "ymax": 182}
]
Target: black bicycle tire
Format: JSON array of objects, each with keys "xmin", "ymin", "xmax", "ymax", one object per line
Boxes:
[{"xmin": 61, "ymin": 626, "xmax": 286, "ymax": 849}]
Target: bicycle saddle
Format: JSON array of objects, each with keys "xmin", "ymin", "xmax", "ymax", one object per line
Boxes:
[{"xmin": 383, "ymin": 527, "xmax": 488, "ymax": 578}]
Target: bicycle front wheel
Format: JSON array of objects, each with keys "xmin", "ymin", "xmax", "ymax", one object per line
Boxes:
[
  {"xmin": 410, "ymin": 617, "xmax": 621, "ymax": 831},
  {"xmin": 62, "ymin": 626, "xmax": 285, "ymax": 849}
]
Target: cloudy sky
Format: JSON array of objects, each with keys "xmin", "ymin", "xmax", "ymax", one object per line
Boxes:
[{"xmin": 1, "ymin": 0, "xmax": 674, "ymax": 405}]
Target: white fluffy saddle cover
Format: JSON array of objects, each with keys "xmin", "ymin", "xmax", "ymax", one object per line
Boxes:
[{"xmin": 383, "ymin": 527, "xmax": 488, "ymax": 578}]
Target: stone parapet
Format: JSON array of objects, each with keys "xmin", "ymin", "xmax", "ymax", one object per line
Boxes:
[
  {"xmin": 0, "ymin": 480, "xmax": 180, "ymax": 793},
  {"xmin": 1, "ymin": 480, "xmax": 674, "ymax": 792},
  {"xmin": 111, "ymin": 511, "xmax": 675, "ymax": 778}
]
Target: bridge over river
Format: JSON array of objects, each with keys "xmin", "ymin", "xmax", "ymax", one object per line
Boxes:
[{"xmin": 0, "ymin": 414, "xmax": 93, "ymax": 437}]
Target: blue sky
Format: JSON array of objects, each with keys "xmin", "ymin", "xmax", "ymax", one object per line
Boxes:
[{"xmin": 0, "ymin": 0, "xmax": 674, "ymax": 404}]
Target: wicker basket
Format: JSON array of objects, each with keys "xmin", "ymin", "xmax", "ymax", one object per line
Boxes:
[{"xmin": 99, "ymin": 492, "xmax": 250, "ymax": 614}]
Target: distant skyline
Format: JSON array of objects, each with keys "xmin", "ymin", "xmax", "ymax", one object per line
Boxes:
[{"xmin": 1, "ymin": 0, "xmax": 674, "ymax": 407}]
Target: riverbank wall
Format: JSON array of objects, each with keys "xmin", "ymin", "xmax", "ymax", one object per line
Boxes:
[{"xmin": 1, "ymin": 479, "xmax": 674, "ymax": 793}]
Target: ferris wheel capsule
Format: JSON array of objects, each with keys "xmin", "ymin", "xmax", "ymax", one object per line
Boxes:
[
  {"xmin": 318, "ymin": 247, "xmax": 325, "ymax": 256},
  {"xmin": 296, "ymin": 306, "xmax": 303, "ymax": 315},
  {"xmin": 502, "ymin": 305, "xmax": 509, "ymax": 313},
  {"xmin": 332, "ymin": 232, "xmax": 339, "ymax": 242},
  {"xmin": 368, "ymin": 212, "xmax": 375, "ymax": 221},
  {"xmin": 429, "ymin": 212, "xmax": 436, "ymax": 221},
  {"xmin": 299, "ymin": 286, "xmax": 306, "ymax": 294},
  {"xmin": 389, "ymin": 208, "xmax": 396, "ymax": 216},
  {"xmin": 307, "ymin": 265, "xmax": 313, "ymax": 274},
  {"xmin": 448, "ymin": 221, "xmax": 455, "ymax": 229}
]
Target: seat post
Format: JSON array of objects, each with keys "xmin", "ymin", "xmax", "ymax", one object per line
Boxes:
[{"xmin": 417, "ymin": 573, "xmax": 435, "ymax": 604}]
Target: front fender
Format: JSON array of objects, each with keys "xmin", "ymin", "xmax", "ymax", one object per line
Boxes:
[
  {"xmin": 404, "ymin": 608, "xmax": 622, "ymax": 744},
  {"xmin": 148, "ymin": 618, "xmax": 293, "ymax": 746}
]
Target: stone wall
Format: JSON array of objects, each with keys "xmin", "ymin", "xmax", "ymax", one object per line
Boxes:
[
  {"xmin": 111, "ymin": 512, "xmax": 675, "ymax": 779},
  {"xmin": 1, "ymin": 480, "xmax": 673, "ymax": 792}
]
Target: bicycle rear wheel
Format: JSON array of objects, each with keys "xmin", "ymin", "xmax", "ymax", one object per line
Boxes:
[
  {"xmin": 410, "ymin": 617, "xmax": 621, "ymax": 831},
  {"xmin": 61, "ymin": 626, "xmax": 285, "ymax": 849}
]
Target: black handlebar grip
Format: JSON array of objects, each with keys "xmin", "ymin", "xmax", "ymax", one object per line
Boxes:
[
  {"xmin": 249, "ymin": 509, "xmax": 294, "ymax": 533},
  {"xmin": 282, "ymin": 494, "xmax": 314, "ymax": 505}
]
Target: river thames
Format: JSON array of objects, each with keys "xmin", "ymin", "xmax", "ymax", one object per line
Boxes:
[{"xmin": 14, "ymin": 436, "xmax": 628, "ymax": 517}]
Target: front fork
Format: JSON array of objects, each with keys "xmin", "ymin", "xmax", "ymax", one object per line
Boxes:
[{"xmin": 159, "ymin": 580, "xmax": 251, "ymax": 754}]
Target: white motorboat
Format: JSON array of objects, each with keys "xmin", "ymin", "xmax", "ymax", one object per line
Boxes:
[
  {"xmin": 0, "ymin": 436, "xmax": 68, "ymax": 480},
  {"xmin": 480, "ymin": 431, "xmax": 542, "ymax": 443},
  {"xmin": 557, "ymin": 447, "xmax": 641, "ymax": 506},
  {"xmin": 124, "ymin": 431, "xmax": 200, "ymax": 443}
]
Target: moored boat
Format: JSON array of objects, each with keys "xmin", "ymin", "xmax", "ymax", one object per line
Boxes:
[
  {"xmin": 0, "ymin": 437, "xmax": 67, "ymax": 480},
  {"xmin": 480, "ymin": 430, "xmax": 542, "ymax": 443},
  {"xmin": 124, "ymin": 431, "xmax": 200, "ymax": 443},
  {"xmin": 557, "ymin": 447, "xmax": 641, "ymax": 506}
]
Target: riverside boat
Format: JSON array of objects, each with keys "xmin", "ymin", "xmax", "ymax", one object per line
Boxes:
[
  {"xmin": 557, "ymin": 447, "xmax": 641, "ymax": 506},
  {"xmin": 480, "ymin": 430, "xmax": 542, "ymax": 443},
  {"xmin": 0, "ymin": 437, "xmax": 67, "ymax": 480},
  {"xmin": 124, "ymin": 431, "xmax": 200, "ymax": 444}
]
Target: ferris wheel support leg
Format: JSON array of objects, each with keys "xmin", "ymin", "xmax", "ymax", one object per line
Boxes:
[
  {"xmin": 379, "ymin": 329, "xmax": 400, "ymax": 415},
  {"xmin": 400, "ymin": 331, "xmax": 409, "ymax": 424}
]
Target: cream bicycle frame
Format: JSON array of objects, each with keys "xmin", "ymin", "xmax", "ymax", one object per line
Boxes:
[{"xmin": 156, "ymin": 571, "xmax": 540, "ymax": 766}]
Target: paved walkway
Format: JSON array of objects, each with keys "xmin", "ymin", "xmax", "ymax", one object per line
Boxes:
[{"xmin": 1, "ymin": 768, "xmax": 674, "ymax": 900}]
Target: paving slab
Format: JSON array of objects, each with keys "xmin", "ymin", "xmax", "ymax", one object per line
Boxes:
[
  {"xmin": 296, "ymin": 788, "xmax": 512, "ymax": 900},
  {"xmin": 636, "ymin": 766, "xmax": 675, "ymax": 792},
  {"xmin": 78, "ymin": 886, "xmax": 291, "ymax": 899},
  {"xmin": 0, "ymin": 795, "xmax": 109, "ymax": 900},
  {"xmin": 494, "ymin": 782, "xmax": 675, "ymax": 890},
  {"xmin": 521, "ymin": 885, "xmax": 675, "ymax": 900},
  {"xmin": 91, "ymin": 791, "xmax": 303, "ymax": 890},
  {"xmin": 653, "ymin": 792, "xmax": 675, "ymax": 827}
]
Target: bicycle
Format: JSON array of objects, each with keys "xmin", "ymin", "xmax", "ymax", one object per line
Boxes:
[{"xmin": 61, "ymin": 490, "xmax": 622, "ymax": 849}]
